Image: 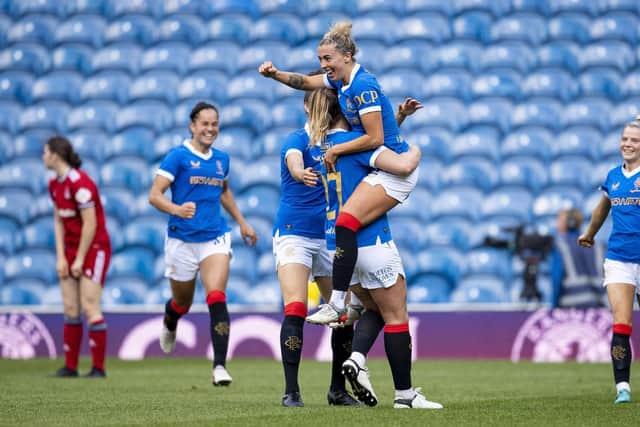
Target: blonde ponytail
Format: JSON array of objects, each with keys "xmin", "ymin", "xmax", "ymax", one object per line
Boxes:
[
  {"xmin": 319, "ymin": 21, "xmax": 357, "ymax": 59},
  {"xmin": 307, "ymin": 88, "xmax": 342, "ymax": 149}
]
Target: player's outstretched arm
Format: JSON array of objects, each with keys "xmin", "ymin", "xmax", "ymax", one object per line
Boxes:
[
  {"xmin": 396, "ymin": 97, "xmax": 423, "ymax": 127},
  {"xmin": 578, "ymin": 194, "xmax": 611, "ymax": 248},
  {"xmin": 258, "ymin": 61, "xmax": 325, "ymax": 90},
  {"xmin": 373, "ymin": 145, "xmax": 421, "ymax": 176},
  {"xmin": 286, "ymin": 151, "xmax": 319, "ymax": 187}
]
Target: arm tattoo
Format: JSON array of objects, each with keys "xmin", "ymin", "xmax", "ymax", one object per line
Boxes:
[{"xmin": 287, "ymin": 74, "xmax": 305, "ymax": 89}]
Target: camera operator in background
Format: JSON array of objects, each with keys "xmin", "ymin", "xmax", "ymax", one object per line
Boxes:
[{"xmin": 550, "ymin": 208, "xmax": 605, "ymax": 308}]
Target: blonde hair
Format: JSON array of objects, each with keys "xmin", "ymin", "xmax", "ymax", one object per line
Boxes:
[
  {"xmin": 319, "ymin": 21, "xmax": 357, "ymax": 59},
  {"xmin": 307, "ymin": 88, "xmax": 342, "ymax": 148}
]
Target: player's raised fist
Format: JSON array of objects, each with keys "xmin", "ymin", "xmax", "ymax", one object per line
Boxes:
[{"xmin": 258, "ymin": 61, "xmax": 278, "ymax": 78}]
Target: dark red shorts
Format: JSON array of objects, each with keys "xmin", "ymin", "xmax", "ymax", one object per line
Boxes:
[{"xmin": 65, "ymin": 243, "xmax": 111, "ymax": 286}]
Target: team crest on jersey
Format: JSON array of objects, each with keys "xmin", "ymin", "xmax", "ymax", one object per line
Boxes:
[
  {"xmin": 511, "ymin": 308, "xmax": 617, "ymax": 362},
  {"xmin": 0, "ymin": 313, "xmax": 57, "ymax": 359},
  {"xmin": 216, "ymin": 160, "xmax": 223, "ymax": 175},
  {"xmin": 190, "ymin": 160, "xmax": 201, "ymax": 169},
  {"xmin": 630, "ymin": 177, "xmax": 640, "ymax": 193}
]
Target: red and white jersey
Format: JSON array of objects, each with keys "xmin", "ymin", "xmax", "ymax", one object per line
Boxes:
[{"xmin": 48, "ymin": 168, "xmax": 110, "ymax": 248}]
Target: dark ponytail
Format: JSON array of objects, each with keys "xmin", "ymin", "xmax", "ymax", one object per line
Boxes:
[{"xmin": 46, "ymin": 136, "xmax": 82, "ymax": 168}]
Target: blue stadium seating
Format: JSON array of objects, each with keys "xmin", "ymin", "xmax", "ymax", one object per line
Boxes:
[
  {"xmin": 623, "ymin": 72, "xmax": 640, "ymax": 98},
  {"xmin": 452, "ymin": 11, "xmax": 491, "ymax": 43},
  {"xmin": 250, "ymin": 13, "xmax": 306, "ymax": 45},
  {"xmin": 123, "ymin": 218, "xmax": 166, "ymax": 254},
  {"xmin": 590, "ymin": 12, "xmax": 638, "ymax": 44},
  {"xmin": 423, "ymin": 70, "xmax": 473, "ymax": 102},
  {"xmin": 91, "ymin": 43, "xmax": 142, "ymax": 74},
  {"xmin": 103, "ymin": 14, "xmax": 156, "ymax": 46},
  {"xmin": 157, "ymin": 14, "xmax": 207, "ymax": 46},
  {"xmin": 397, "ymin": 13, "xmax": 451, "ymax": 43},
  {"xmin": 466, "ymin": 248, "xmax": 513, "ymax": 281},
  {"xmin": 424, "ymin": 218, "xmax": 472, "ymax": 251},
  {"xmin": 229, "ymin": 214, "xmax": 273, "ymax": 253},
  {"xmin": 537, "ymin": 41, "xmax": 580, "ymax": 74},
  {"xmin": 549, "ymin": 158, "xmax": 594, "ymax": 192},
  {"xmin": 390, "ymin": 187, "xmax": 432, "ymax": 222},
  {"xmin": 27, "ymin": 193, "xmax": 53, "ymax": 223},
  {"xmin": 0, "ymin": 132, "xmax": 10, "ymax": 164},
  {"xmin": 237, "ymin": 41, "xmax": 289, "ymax": 73},
  {"xmin": 491, "ymin": 13, "xmax": 547, "ymax": 45},
  {"xmin": 31, "ymin": 71, "xmax": 83, "ymax": 105},
  {"xmin": 67, "ymin": 100, "xmax": 118, "ymax": 133},
  {"xmin": 471, "ymin": 69, "xmax": 522, "ymax": 100},
  {"xmin": 610, "ymin": 98, "xmax": 640, "ymax": 131},
  {"xmin": 305, "ymin": 12, "xmax": 349, "ymax": 40},
  {"xmin": 189, "ymin": 42, "xmax": 242, "ymax": 75},
  {"xmin": 511, "ymin": 99, "xmax": 564, "ymax": 131},
  {"xmin": 564, "ymin": 98, "xmax": 612, "ymax": 133},
  {"xmin": 382, "ymin": 41, "xmax": 425, "ymax": 72},
  {"xmin": 548, "ymin": 0, "xmax": 600, "ymax": 16},
  {"xmin": 0, "ymin": 280, "xmax": 46, "ymax": 305},
  {"xmin": 3, "ymin": 249, "xmax": 57, "ymax": 285},
  {"xmin": 408, "ymin": 127, "xmax": 452, "ymax": 163},
  {"xmin": 102, "ymin": 278, "xmax": 148, "ymax": 305},
  {"xmin": 256, "ymin": 251, "xmax": 275, "ymax": 279},
  {"xmin": 501, "ymin": 127, "xmax": 552, "ymax": 162},
  {"xmin": 207, "ymin": 14, "xmax": 253, "ymax": 44},
  {"xmin": 129, "ymin": 70, "xmax": 180, "ymax": 105},
  {"xmin": 553, "ymin": 127, "xmax": 601, "ymax": 160},
  {"xmin": 103, "ymin": 0, "xmax": 161, "ymax": 19},
  {"xmin": 407, "ymin": 275, "xmax": 452, "ymax": 304},
  {"xmin": 0, "ymin": 71, "xmax": 33, "ymax": 104},
  {"xmin": 481, "ymin": 188, "xmax": 533, "ymax": 223},
  {"xmin": 510, "ymin": 0, "xmax": 552, "ymax": 15},
  {"xmin": 532, "ymin": 186, "xmax": 584, "ymax": 220},
  {"xmin": 271, "ymin": 100, "xmax": 306, "ymax": 129},
  {"xmin": 433, "ymin": 41, "xmax": 482, "ymax": 72},
  {"xmin": 220, "ymin": 101, "xmax": 271, "ymax": 134},
  {"xmin": 352, "ymin": 13, "xmax": 398, "ymax": 45},
  {"xmin": 467, "ymin": 98, "xmax": 513, "ymax": 133},
  {"xmin": 140, "ymin": 42, "xmax": 190, "ymax": 75},
  {"xmin": 51, "ymin": 44, "xmax": 94, "ymax": 75},
  {"xmin": 66, "ymin": 131, "xmax": 105, "ymax": 164},
  {"xmin": 0, "ymin": 218, "xmax": 20, "ymax": 255},
  {"xmin": 453, "ymin": 0, "xmax": 510, "ymax": 17},
  {"xmin": 20, "ymin": 217, "xmax": 54, "ymax": 251},
  {"xmin": 598, "ymin": 0, "xmax": 639, "ymax": 14},
  {"xmin": 522, "ymin": 69, "xmax": 579, "ymax": 102},
  {"xmin": 108, "ymin": 247, "xmax": 155, "ymax": 283},
  {"xmin": 5, "ymin": 0, "xmax": 62, "ymax": 17},
  {"xmin": 228, "ymin": 70, "xmax": 277, "ymax": 103},
  {"xmin": 236, "ymin": 185, "xmax": 280, "ymax": 221},
  {"xmin": 13, "ymin": 129, "xmax": 53, "ymax": 159},
  {"xmin": 101, "ymin": 157, "xmax": 152, "ymax": 194},
  {"xmin": 431, "ymin": 188, "xmax": 483, "ymax": 222},
  {"xmin": 378, "ymin": 68, "xmax": 424, "ymax": 99},
  {"xmin": 414, "ymin": 248, "xmax": 464, "ymax": 287},
  {"xmin": 580, "ymin": 41, "xmax": 635, "ymax": 73},
  {"xmin": 390, "ymin": 217, "xmax": 428, "ymax": 253},
  {"xmin": 54, "ymin": 14, "xmax": 106, "ymax": 47},
  {"xmin": 454, "ymin": 127, "xmax": 500, "ymax": 161},
  {"xmin": 547, "ymin": 13, "xmax": 591, "ymax": 44},
  {"xmin": 255, "ymin": 127, "xmax": 293, "ymax": 158},
  {"xmin": 178, "ymin": 71, "xmax": 227, "ymax": 104},
  {"xmin": 579, "ymin": 68, "xmax": 623, "ymax": 100},
  {"xmin": 0, "ymin": 158, "xmax": 47, "ymax": 194},
  {"xmin": 412, "ymin": 97, "xmax": 468, "ymax": 132},
  {"xmin": 441, "ymin": 158, "xmax": 499, "ymax": 192},
  {"xmin": 19, "ymin": 101, "xmax": 70, "ymax": 134},
  {"xmin": 106, "ymin": 127, "xmax": 154, "ymax": 161},
  {"xmin": 63, "ymin": 0, "xmax": 105, "ymax": 17},
  {"xmin": 229, "ymin": 246, "xmax": 259, "ymax": 282},
  {"xmin": 0, "ymin": 189, "xmax": 34, "ymax": 226},
  {"xmin": 80, "ymin": 71, "xmax": 130, "ymax": 104},
  {"xmin": 0, "ymin": 43, "xmax": 50, "ymax": 75},
  {"xmin": 480, "ymin": 42, "xmax": 536, "ymax": 72},
  {"xmin": 451, "ymin": 275, "xmax": 508, "ymax": 303},
  {"xmin": 116, "ymin": 100, "xmax": 173, "ymax": 133},
  {"xmin": 7, "ymin": 15, "xmax": 57, "ymax": 48},
  {"xmin": 198, "ymin": 0, "xmax": 260, "ymax": 20},
  {"xmin": 0, "ymin": 101, "xmax": 21, "ymax": 134},
  {"xmin": 353, "ymin": 41, "xmax": 386, "ymax": 74},
  {"xmin": 404, "ymin": 0, "xmax": 454, "ymax": 16},
  {"xmin": 244, "ymin": 280, "xmax": 282, "ymax": 306}
]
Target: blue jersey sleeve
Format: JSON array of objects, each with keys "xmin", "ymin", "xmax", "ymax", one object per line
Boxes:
[
  {"xmin": 324, "ymin": 73, "xmax": 337, "ymax": 89},
  {"xmin": 158, "ymin": 147, "xmax": 182, "ymax": 182},
  {"xmin": 351, "ymin": 76, "xmax": 382, "ymax": 116},
  {"xmin": 600, "ymin": 168, "xmax": 615, "ymax": 196}
]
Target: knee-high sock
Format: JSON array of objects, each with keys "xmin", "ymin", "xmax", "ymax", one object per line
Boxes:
[
  {"xmin": 332, "ymin": 212, "xmax": 361, "ymax": 293},
  {"xmin": 164, "ymin": 299, "xmax": 189, "ymax": 332},
  {"xmin": 281, "ymin": 302, "xmax": 306, "ymax": 394},
  {"xmin": 207, "ymin": 291, "xmax": 229, "ymax": 368},
  {"xmin": 384, "ymin": 323, "xmax": 412, "ymax": 391},
  {"xmin": 612, "ymin": 323, "xmax": 632, "ymax": 386},
  {"xmin": 330, "ymin": 326, "xmax": 354, "ymax": 392},
  {"xmin": 352, "ymin": 310, "xmax": 385, "ymax": 356},
  {"xmin": 63, "ymin": 316, "xmax": 82, "ymax": 370},
  {"xmin": 88, "ymin": 319, "xmax": 107, "ymax": 371}
]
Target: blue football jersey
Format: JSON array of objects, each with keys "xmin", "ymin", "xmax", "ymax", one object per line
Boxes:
[
  {"xmin": 312, "ymin": 129, "xmax": 392, "ymax": 249},
  {"xmin": 601, "ymin": 165, "xmax": 640, "ymax": 262},
  {"xmin": 273, "ymin": 126, "xmax": 326, "ymax": 239},
  {"xmin": 324, "ymin": 64, "xmax": 409, "ymax": 154},
  {"xmin": 157, "ymin": 140, "xmax": 230, "ymax": 242}
]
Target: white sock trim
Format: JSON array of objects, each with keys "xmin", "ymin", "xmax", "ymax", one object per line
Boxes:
[
  {"xmin": 616, "ymin": 382, "xmax": 631, "ymax": 393},
  {"xmin": 350, "ymin": 352, "xmax": 366, "ymax": 368},
  {"xmin": 329, "ymin": 291, "xmax": 347, "ymax": 309}
]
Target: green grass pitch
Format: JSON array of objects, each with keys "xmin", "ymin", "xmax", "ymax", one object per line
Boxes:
[{"xmin": 0, "ymin": 358, "xmax": 636, "ymax": 426}]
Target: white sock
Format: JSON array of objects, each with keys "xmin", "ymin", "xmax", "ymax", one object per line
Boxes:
[
  {"xmin": 350, "ymin": 352, "xmax": 366, "ymax": 368},
  {"xmin": 349, "ymin": 292, "xmax": 362, "ymax": 307},
  {"xmin": 616, "ymin": 382, "xmax": 631, "ymax": 393},
  {"xmin": 329, "ymin": 291, "xmax": 347, "ymax": 310},
  {"xmin": 395, "ymin": 388, "xmax": 416, "ymax": 400}
]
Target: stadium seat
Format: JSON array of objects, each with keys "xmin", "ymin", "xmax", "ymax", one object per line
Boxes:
[
  {"xmin": 67, "ymin": 100, "xmax": 119, "ymax": 133},
  {"xmin": 7, "ymin": 15, "xmax": 57, "ymax": 48},
  {"xmin": 140, "ymin": 42, "xmax": 191, "ymax": 75},
  {"xmin": 27, "ymin": 193, "xmax": 53, "ymax": 223},
  {"xmin": 0, "ymin": 101, "xmax": 21, "ymax": 135},
  {"xmin": 156, "ymin": 14, "xmax": 206, "ymax": 46},
  {"xmin": 198, "ymin": 0, "xmax": 260, "ymax": 20},
  {"xmin": 392, "ymin": 186, "xmax": 432, "ymax": 222},
  {"xmin": 382, "ymin": 41, "xmax": 425, "ymax": 73},
  {"xmin": 103, "ymin": 14, "xmax": 156, "ymax": 46},
  {"xmin": 548, "ymin": 0, "xmax": 600, "ymax": 16},
  {"xmin": 452, "ymin": 11, "xmax": 491, "ymax": 43},
  {"xmin": 228, "ymin": 246, "xmax": 258, "ymax": 282},
  {"xmin": 407, "ymin": 275, "xmax": 452, "ymax": 304},
  {"xmin": 451, "ymin": 275, "xmax": 508, "ymax": 304},
  {"xmin": 0, "ymin": 43, "xmax": 50, "ymax": 75},
  {"xmin": 501, "ymin": 127, "xmax": 553, "ymax": 162},
  {"xmin": 597, "ymin": 0, "xmax": 638, "ymax": 14},
  {"xmin": 471, "ymin": 70, "xmax": 522, "ymax": 101},
  {"xmin": 522, "ymin": 69, "xmax": 578, "ymax": 102},
  {"xmin": 452, "ymin": 127, "xmax": 501, "ymax": 161},
  {"xmin": 54, "ymin": 14, "xmax": 106, "ymax": 47},
  {"xmin": 244, "ymin": 279, "xmax": 282, "ymax": 306},
  {"xmin": 108, "ymin": 247, "xmax": 155, "ymax": 283},
  {"xmin": 229, "ymin": 215, "xmax": 273, "ymax": 254},
  {"xmin": 271, "ymin": 100, "xmax": 306, "ymax": 129},
  {"xmin": 305, "ymin": 0, "xmax": 354, "ymax": 15},
  {"xmin": 467, "ymin": 249, "xmax": 513, "ymax": 281},
  {"xmin": 256, "ymin": 251, "xmax": 276, "ymax": 279},
  {"xmin": 590, "ymin": 13, "xmax": 638, "ymax": 44},
  {"xmin": 580, "ymin": 41, "xmax": 635, "ymax": 73},
  {"xmin": 490, "ymin": 13, "xmax": 546, "ymax": 45},
  {"xmin": 610, "ymin": 98, "xmax": 640, "ymax": 131},
  {"xmin": 305, "ymin": 12, "xmax": 349, "ymax": 40},
  {"xmin": 189, "ymin": 41, "xmax": 241, "ymax": 75},
  {"xmin": 480, "ymin": 188, "xmax": 533, "ymax": 224},
  {"xmin": 396, "ymin": 13, "xmax": 451, "ymax": 43},
  {"xmin": 389, "ymin": 217, "xmax": 428, "ymax": 253},
  {"xmin": 563, "ymin": 99, "xmax": 612, "ymax": 133},
  {"xmin": 410, "ymin": 97, "xmax": 468, "ymax": 132},
  {"xmin": 431, "ymin": 188, "xmax": 483, "ymax": 222},
  {"xmin": 178, "ymin": 70, "xmax": 227, "ymax": 104},
  {"xmin": 414, "ymin": 248, "xmax": 464, "ymax": 287},
  {"xmin": 105, "ymin": 127, "xmax": 154, "ymax": 161},
  {"xmin": 253, "ymin": 127, "xmax": 292, "ymax": 158},
  {"xmin": 547, "ymin": 13, "xmax": 591, "ymax": 44},
  {"xmin": 102, "ymin": 278, "xmax": 148, "ymax": 306},
  {"xmin": 51, "ymin": 44, "xmax": 93, "ymax": 75},
  {"xmin": 0, "ymin": 218, "xmax": 20, "ymax": 255},
  {"xmin": 228, "ymin": 70, "xmax": 277, "ymax": 103},
  {"xmin": 220, "ymin": 101, "xmax": 271, "ymax": 134},
  {"xmin": 91, "ymin": 43, "xmax": 142, "ymax": 75},
  {"xmin": 467, "ymin": 98, "xmax": 513, "ymax": 133},
  {"xmin": 20, "ymin": 217, "xmax": 54, "ymax": 251},
  {"xmin": 250, "ymin": 13, "xmax": 306, "ymax": 45},
  {"xmin": 116, "ymin": 100, "xmax": 174, "ymax": 133},
  {"xmin": 500, "ymin": 157, "xmax": 548, "ymax": 194},
  {"xmin": 31, "ymin": 71, "xmax": 83, "ymax": 105},
  {"xmin": 63, "ymin": 0, "xmax": 105, "ymax": 17},
  {"xmin": 378, "ymin": 68, "xmax": 424, "ymax": 100},
  {"xmin": 3, "ymin": 249, "xmax": 57, "ymax": 285},
  {"xmin": 130, "ymin": 71, "xmax": 180, "ymax": 105},
  {"xmin": 144, "ymin": 282, "xmax": 173, "ymax": 305},
  {"xmin": 13, "ymin": 129, "xmax": 54, "ymax": 160},
  {"xmin": 511, "ymin": 99, "xmax": 564, "ymax": 131},
  {"xmin": 553, "ymin": 127, "xmax": 600, "ymax": 161},
  {"xmin": 352, "ymin": 41, "xmax": 386, "ymax": 74},
  {"xmin": 433, "ymin": 41, "xmax": 482, "ymax": 72},
  {"xmin": 598, "ymin": 132, "xmax": 622, "ymax": 163},
  {"xmin": 80, "ymin": 71, "xmax": 131, "ymax": 105},
  {"xmin": 549, "ymin": 158, "xmax": 594, "ymax": 192},
  {"xmin": 424, "ymin": 218, "xmax": 472, "ymax": 251},
  {"xmin": 532, "ymin": 186, "xmax": 584, "ymax": 220},
  {"xmin": 236, "ymin": 186, "xmax": 280, "ymax": 221},
  {"xmin": 103, "ymin": 0, "xmax": 161, "ymax": 18},
  {"xmin": 0, "ymin": 132, "xmax": 10, "ymax": 164},
  {"xmin": 207, "ymin": 13, "xmax": 252, "ymax": 44},
  {"xmin": 537, "ymin": 41, "xmax": 580, "ymax": 74},
  {"xmin": 441, "ymin": 158, "xmax": 499, "ymax": 192},
  {"xmin": 101, "ymin": 157, "xmax": 152, "ymax": 194},
  {"xmin": 579, "ymin": 69, "xmax": 623, "ymax": 101},
  {"xmin": 452, "ymin": 0, "xmax": 510, "ymax": 17},
  {"xmin": 0, "ymin": 281, "xmax": 45, "ymax": 305},
  {"xmin": 237, "ymin": 41, "xmax": 289, "ymax": 74},
  {"xmin": 19, "ymin": 101, "xmax": 70, "ymax": 134},
  {"xmin": 123, "ymin": 218, "xmax": 166, "ymax": 254},
  {"xmin": 0, "ymin": 71, "xmax": 33, "ymax": 105},
  {"xmin": 407, "ymin": 127, "xmax": 452, "ymax": 163},
  {"xmin": 623, "ymin": 72, "xmax": 640, "ymax": 99},
  {"xmin": 5, "ymin": 0, "xmax": 62, "ymax": 17},
  {"xmin": 422, "ymin": 70, "xmax": 473, "ymax": 102},
  {"xmin": 510, "ymin": 0, "xmax": 552, "ymax": 15},
  {"xmin": 352, "ymin": 13, "xmax": 398, "ymax": 45},
  {"xmin": 480, "ymin": 41, "xmax": 536, "ymax": 73},
  {"xmin": 0, "ymin": 189, "xmax": 34, "ymax": 225}
]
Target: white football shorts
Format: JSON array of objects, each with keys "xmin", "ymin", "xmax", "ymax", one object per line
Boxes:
[
  {"xmin": 603, "ymin": 258, "xmax": 640, "ymax": 293},
  {"xmin": 272, "ymin": 231, "xmax": 332, "ymax": 277},
  {"xmin": 363, "ymin": 166, "xmax": 419, "ymax": 203},
  {"xmin": 165, "ymin": 233, "xmax": 232, "ymax": 281}
]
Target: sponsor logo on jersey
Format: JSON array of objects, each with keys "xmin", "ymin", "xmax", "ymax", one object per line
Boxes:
[
  {"xmin": 190, "ymin": 160, "xmax": 201, "ymax": 169},
  {"xmin": 0, "ymin": 313, "xmax": 57, "ymax": 359},
  {"xmin": 354, "ymin": 90, "xmax": 378, "ymax": 107},
  {"xmin": 58, "ymin": 208, "xmax": 76, "ymax": 218},
  {"xmin": 610, "ymin": 197, "xmax": 640, "ymax": 206},
  {"xmin": 189, "ymin": 176, "xmax": 224, "ymax": 187}
]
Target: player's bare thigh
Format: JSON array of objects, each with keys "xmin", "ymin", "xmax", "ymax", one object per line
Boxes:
[
  {"xmin": 607, "ymin": 283, "xmax": 636, "ymax": 325},
  {"xmin": 278, "ymin": 263, "xmax": 311, "ymax": 305},
  {"xmin": 341, "ymin": 181, "xmax": 398, "ymax": 226},
  {"xmin": 368, "ymin": 275, "xmax": 409, "ymax": 325},
  {"xmin": 200, "ymin": 253, "xmax": 231, "ymax": 294},
  {"xmin": 79, "ymin": 276, "xmax": 104, "ymax": 323}
]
